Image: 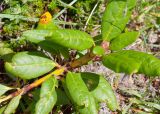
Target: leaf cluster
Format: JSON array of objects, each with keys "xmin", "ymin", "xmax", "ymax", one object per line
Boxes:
[{"xmin": 0, "ymin": 0, "xmax": 159, "ymax": 114}]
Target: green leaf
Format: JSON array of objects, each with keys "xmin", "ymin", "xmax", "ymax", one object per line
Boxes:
[
  {"xmin": 4, "ymin": 94, "xmax": 22, "ymax": 114},
  {"xmin": 102, "ymin": 0, "xmax": 136, "ymax": 41},
  {"xmin": 24, "ymin": 89, "xmax": 40, "ymax": 114},
  {"xmin": 26, "ymin": 101, "xmax": 37, "ymax": 114},
  {"xmin": 0, "ymin": 41, "xmax": 10, "ymax": 48},
  {"xmin": 61, "ymin": 79, "xmax": 74, "ymax": 102},
  {"xmin": 81, "ymin": 72, "xmax": 118, "ymax": 111},
  {"xmin": 5, "ymin": 51, "xmax": 56, "ymax": 79},
  {"xmin": 0, "ymin": 84, "xmax": 13, "ymax": 96},
  {"xmin": 102, "ymin": 50, "xmax": 160, "ymax": 76},
  {"xmin": 102, "ymin": 52, "xmax": 141, "ymax": 74},
  {"xmin": 117, "ymin": 50, "xmax": 160, "ymax": 76},
  {"xmin": 35, "ymin": 76, "xmax": 58, "ymax": 114},
  {"xmin": 102, "ymin": 21, "xmax": 122, "ymax": 41},
  {"xmin": 46, "ymin": 29, "xmax": 94, "ymax": 51},
  {"xmin": 22, "ymin": 30, "xmax": 52, "ymax": 43},
  {"xmin": 56, "ymin": 88, "xmax": 70, "ymax": 105},
  {"xmin": 22, "ymin": 29, "xmax": 94, "ymax": 51},
  {"xmin": 127, "ymin": 0, "xmax": 137, "ymax": 10},
  {"xmin": 37, "ymin": 21, "xmax": 58, "ymax": 30},
  {"xmin": 77, "ymin": 97, "xmax": 98, "ymax": 114},
  {"xmin": 65, "ymin": 72, "xmax": 98, "ymax": 114},
  {"xmin": 93, "ymin": 35, "xmax": 102, "ymax": 45},
  {"xmin": 0, "ymin": 48, "xmax": 13, "ymax": 56},
  {"xmin": 92, "ymin": 46, "xmax": 105, "ymax": 56},
  {"xmin": 38, "ymin": 41, "xmax": 63, "ymax": 54},
  {"xmin": 0, "ymin": 53, "xmax": 14, "ymax": 62},
  {"xmin": 110, "ymin": 31, "xmax": 140, "ymax": 51},
  {"xmin": 38, "ymin": 41, "xmax": 69, "ymax": 58}
]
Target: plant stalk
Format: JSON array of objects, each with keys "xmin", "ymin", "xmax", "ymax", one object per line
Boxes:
[
  {"xmin": 70, "ymin": 52, "xmax": 95, "ymax": 68},
  {"xmin": 0, "ymin": 51, "xmax": 98, "ymax": 104},
  {"xmin": 0, "ymin": 68, "xmax": 65, "ymax": 104}
]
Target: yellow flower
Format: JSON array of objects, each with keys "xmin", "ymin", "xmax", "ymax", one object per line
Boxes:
[{"xmin": 39, "ymin": 12, "xmax": 52, "ymax": 24}]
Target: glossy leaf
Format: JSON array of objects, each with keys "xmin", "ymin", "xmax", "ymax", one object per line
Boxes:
[
  {"xmin": 127, "ymin": 0, "xmax": 137, "ymax": 10},
  {"xmin": 22, "ymin": 30, "xmax": 52, "ymax": 43},
  {"xmin": 4, "ymin": 94, "xmax": 21, "ymax": 114},
  {"xmin": 81, "ymin": 72, "xmax": 118, "ymax": 111},
  {"xmin": 0, "ymin": 84, "xmax": 13, "ymax": 96},
  {"xmin": 46, "ymin": 29, "xmax": 94, "ymax": 51},
  {"xmin": 110, "ymin": 31, "xmax": 140, "ymax": 51},
  {"xmin": 102, "ymin": 21, "xmax": 122, "ymax": 41},
  {"xmin": 62, "ymin": 79, "xmax": 74, "ymax": 103},
  {"xmin": 66, "ymin": 72, "xmax": 98, "ymax": 114},
  {"xmin": 35, "ymin": 76, "xmax": 58, "ymax": 114},
  {"xmin": 22, "ymin": 29, "xmax": 94, "ymax": 51},
  {"xmin": 102, "ymin": 52, "xmax": 141, "ymax": 74},
  {"xmin": 102, "ymin": 0, "xmax": 136, "ymax": 41},
  {"xmin": 37, "ymin": 21, "xmax": 58, "ymax": 30},
  {"xmin": 93, "ymin": 46, "xmax": 105, "ymax": 56},
  {"xmin": 102, "ymin": 50, "xmax": 160, "ymax": 76},
  {"xmin": 5, "ymin": 51, "xmax": 56, "ymax": 79},
  {"xmin": 0, "ymin": 48, "xmax": 13, "ymax": 56},
  {"xmin": 56, "ymin": 88, "xmax": 70, "ymax": 105},
  {"xmin": 77, "ymin": 96, "xmax": 98, "ymax": 114},
  {"xmin": 120, "ymin": 50, "xmax": 160, "ymax": 76}
]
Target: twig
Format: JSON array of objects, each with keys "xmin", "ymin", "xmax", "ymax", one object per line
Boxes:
[
  {"xmin": 0, "ymin": 51, "xmax": 96, "ymax": 104},
  {"xmin": 0, "ymin": 46, "xmax": 106, "ymax": 104},
  {"xmin": 84, "ymin": 1, "xmax": 100, "ymax": 31},
  {"xmin": 57, "ymin": 0, "xmax": 75, "ymax": 9},
  {"xmin": 0, "ymin": 68, "xmax": 65, "ymax": 104},
  {"xmin": 53, "ymin": 0, "xmax": 78, "ymax": 19},
  {"xmin": 70, "ymin": 52, "xmax": 95, "ymax": 68},
  {"xmin": 70, "ymin": 41, "xmax": 110, "ymax": 68}
]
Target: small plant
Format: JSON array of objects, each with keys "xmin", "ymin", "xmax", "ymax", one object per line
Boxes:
[{"xmin": 0, "ymin": 0, "xmax": 159, "ymax": 114}]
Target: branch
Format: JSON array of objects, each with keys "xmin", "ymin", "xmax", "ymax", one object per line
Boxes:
[
  {"xmin": 70, "ymin": 52, "xmax": 95, "ymax": 68},
  {"xmin": 0, "ymin": 68, "xmax": 65, "ymax": 104},
  {"xmin": 70, "ymin": 41, "xmax": 110, "ymax": 68},
  {"xmin": 0, "ymin": 51, "xmax": 95, "ymax": 104},
  {"xmin": 0, "ymin": 43, "xmax": 108, "ymax": 104},
  {"xmin": 53, "ymin": 0, "xmax": 78, "ymax": 19},
  {"xmin": 84, "ymin": 0, "xmax": 100, "ymax": 31}
]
